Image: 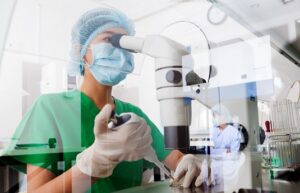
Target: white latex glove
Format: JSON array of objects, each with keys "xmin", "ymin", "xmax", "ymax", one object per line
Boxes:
[
  {"xmin": 76, "ymin": 104, "xmax": 152, "ymax": 177},
  {"xmin": 174, "ymin": 154, "xmax": 214, "ymax": 188}
]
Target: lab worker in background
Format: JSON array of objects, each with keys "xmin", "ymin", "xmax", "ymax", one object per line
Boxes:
[
  {"xmin": 12, "ymin": 7, "xmax": 209, "ymax": 193},
  {"xmin": 210, "ymin": 104, "xmax": 241, "ymax": 155}
]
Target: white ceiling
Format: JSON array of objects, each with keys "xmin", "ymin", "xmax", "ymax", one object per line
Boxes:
[{"xmin": 216, "ymin": 0, "xmax": 300, "ymax": 64}]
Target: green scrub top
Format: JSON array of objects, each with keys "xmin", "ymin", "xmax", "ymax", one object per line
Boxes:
[{"xmin": 12, "ymin": 90, "xmax": 171, "ymax": 193}]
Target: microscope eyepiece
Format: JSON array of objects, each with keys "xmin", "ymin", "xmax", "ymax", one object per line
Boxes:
[{"xmin": 109, "ymin": 34, "xmax": 124, "ymax": 48}]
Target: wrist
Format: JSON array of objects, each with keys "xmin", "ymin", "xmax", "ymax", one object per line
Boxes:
[
  {"xmin": 76, "ymin": 146, "xmax": 117, "ymax": 178},
  {"xmin": 175, "ymin": 154, "xmax": 185, "ymax": 168}
]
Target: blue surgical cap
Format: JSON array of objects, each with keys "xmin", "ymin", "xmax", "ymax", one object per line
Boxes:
[{"xmin": 68, "ymin": 7, "xmax": 135, "ymax": 76}]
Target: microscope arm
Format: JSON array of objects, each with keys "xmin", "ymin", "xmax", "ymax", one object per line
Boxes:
[{"xmin": 110, "ymin": 34, "xmax": 189, "ymax": 60}]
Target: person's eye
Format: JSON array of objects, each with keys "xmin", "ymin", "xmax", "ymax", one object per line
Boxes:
[{"xmin": 103, "ymin": 36, "xmax": 112, "ymax": 42}]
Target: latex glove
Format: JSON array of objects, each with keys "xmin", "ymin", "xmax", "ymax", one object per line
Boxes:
[
  {"xmin": 174, "ymin": 154, "xmax": 214, "ymax": 188},
  {"xmin": 76, "ymin": 104, "xmax": 152, "ymax": 177}
]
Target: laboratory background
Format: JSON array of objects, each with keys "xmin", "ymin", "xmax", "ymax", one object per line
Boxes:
[{"xmin": 0, "ymin": 0, "xmax": 300, "ymax": 193}]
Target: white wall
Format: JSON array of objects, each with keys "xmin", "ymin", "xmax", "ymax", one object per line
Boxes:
[
  {"xmin": 0, "ymin": 0, "xmax": 16, "ymax": 72},
  {"xmin": 0, "ymin": 52, "xmax": 22, "ymax": 138}
]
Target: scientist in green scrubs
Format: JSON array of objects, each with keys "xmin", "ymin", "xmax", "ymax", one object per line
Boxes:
[{"xmin": 13, "ymin": 7, "xmax": 208, "ymax": 193}]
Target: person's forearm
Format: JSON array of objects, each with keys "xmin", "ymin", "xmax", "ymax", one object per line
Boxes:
[
  {"xmin": 30, "ymin": 166, "xmax": 98, "ymax": 193},
  {"xmin": 163, "ymin": 150, "xmax": 184, "ymax": 171}
]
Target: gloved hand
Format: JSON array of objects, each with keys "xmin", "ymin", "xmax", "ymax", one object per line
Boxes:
[
  {"xmin": 76, "ymin": 104, "xmax": 152, "ymax": 177},
  {"xmin": 173, "ymin": 154, "xmax": 215, "ymax": 188}
]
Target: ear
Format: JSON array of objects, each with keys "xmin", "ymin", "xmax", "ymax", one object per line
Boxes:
[
  {"xmin": 80, "ymin": 56, "xmax": 87, "ymax": 76},
  {"xmin": 83, "ymin": 50, "xmax": 94, "ymax": 66}
]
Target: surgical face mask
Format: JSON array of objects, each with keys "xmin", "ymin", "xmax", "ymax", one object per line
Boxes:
[
  {"xmin": 212, "ymin": 114, "xmax": 221, "ymax": 127},
  {"xmin": 86, "ymin": 42, "xmax": 134, "ymax": 86},
  {"xmin": 212, "ymin": 119, "xmax": 219, "ymax": 127}
]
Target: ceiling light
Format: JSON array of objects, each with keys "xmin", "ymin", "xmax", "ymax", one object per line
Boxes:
[{"xmin": 282, "ymin": 0, "xmax": 294, "ymax": 4}]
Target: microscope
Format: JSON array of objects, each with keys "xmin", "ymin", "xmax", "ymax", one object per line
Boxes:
[
  {"xmin": 109, "ymin": 34, "xmax": 264, "ymax": 192},
  {"xmin": 110, "ymin": 34, "xmax": 209, "ymax": 149}
]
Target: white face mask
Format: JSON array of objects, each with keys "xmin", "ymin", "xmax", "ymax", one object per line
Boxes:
[{"xmin": 212, "ymin": 114, "xmax": 221, "ymax": 127}]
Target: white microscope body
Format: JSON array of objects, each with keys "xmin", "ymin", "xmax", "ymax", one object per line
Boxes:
[
  {"xmin": 110, "ymin": 34, "xmax": 205, "ymax": 149},
  {"xmin": 110, "ymin": 34, "xmax": 262, "ymax": 192}
]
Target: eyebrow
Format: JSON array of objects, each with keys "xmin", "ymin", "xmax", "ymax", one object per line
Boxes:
[
  {"xmin": 102, "ymin": 31, "xmax": 127, "ymax": 36},
  {"xmin": 102, "ymin": 31, "xmax": 115, "ymax": 35}
]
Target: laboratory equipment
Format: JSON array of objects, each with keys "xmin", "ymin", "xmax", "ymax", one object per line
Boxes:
[
  {"xmin": 144, "ymin": 148, "xmax": 174, "ymax": 180},
  {"xmin": 109, "ymin": 34, "xmax": 265, "ymax": 149},
  {"xmin": 269, "ymin": 99, "xmax": 300, "ymax": 134},
  {"xmin": 109, "ymin": 34, "xmax": 263, "ymax": 192},
  {"xmin": 109, "ymin": 111, "xmax": 174, "ymax": 180},
  {"xmin": 208, "ymin": 0, "xmax": 300, "ymax": 66},
  {"xmin": 108, "ymin": 111, "xmax": 132, "ymax": 129},
  {"xmin": 263, "ymin": 99, "xmax": 300, "ymax": 174},
  {"xmin": 113, "ymin": 181, "xmax": 211, "ymax": 193},
  {"xmin": 263, "ymin": 132, "xmax": 300, "ymax": 180},
  {"xmin": 286, "ymin": 80, "xmax": 300, "ymax": 102},
  {"xmin": 109, "ymin": 34, "xmax": 209, "ymax": 149}
]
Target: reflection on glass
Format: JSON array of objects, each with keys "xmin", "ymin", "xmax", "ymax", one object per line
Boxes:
[{"xmin": 210, "ymin": 104, "xmax": 241, "ymax": 155}]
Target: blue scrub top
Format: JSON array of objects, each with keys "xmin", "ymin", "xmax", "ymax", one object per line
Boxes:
[{"xmin": 210, "ymin": 125, "xmax": 241, "ymax": 154}]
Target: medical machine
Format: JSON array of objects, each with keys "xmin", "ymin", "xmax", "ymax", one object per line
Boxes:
[
  {"xmin": 109, "ymin": 34, "xmax": 264, "ymax": 192},
  {"xmin": 109, "ymin": 34, "xmax": 212, "ymax": 149},
  {"xmin": 109, "ymin": 34, "xmax": 264, "ymax": 150}
]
